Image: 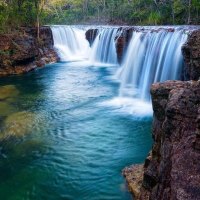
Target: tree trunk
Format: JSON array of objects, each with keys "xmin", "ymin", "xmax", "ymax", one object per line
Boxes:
[
  {"xmin": 171, "ymin": 0, "xmax": 175, "ymax": 24},
  {"xmin": 188, "ymin": 0, "xmax": 191, "ymax": 24},
  {"xmin": 37, "ymin": 14, "xmax": 40, "ymax": 40}
]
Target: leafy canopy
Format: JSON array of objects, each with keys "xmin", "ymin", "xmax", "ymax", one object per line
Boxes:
[{"xmin": 0, "ymin": 0, "xmax": 199, "ymax": 32}]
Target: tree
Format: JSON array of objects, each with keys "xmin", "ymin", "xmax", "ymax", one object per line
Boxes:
[
  {"xmin": 33, "ymin": 0, "xmax": 46, "ymax": 39},
  {"xmin": 0, "ymin": 0, "xmax": 199, "ymax": 33}
]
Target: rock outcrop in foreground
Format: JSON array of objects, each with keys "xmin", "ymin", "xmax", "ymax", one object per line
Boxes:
[
  {"xmin": 123, "ymin": 80, "xmax": 200, "ymax": 200},
  {"xmin": 0, "ymin": 27, "xmax": 59, "ymax": 76}
]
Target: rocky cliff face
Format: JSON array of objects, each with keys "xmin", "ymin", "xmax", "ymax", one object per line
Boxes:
[
  {"xmin": 0, "ymin": 27, "xmax": 59, "ymax": 76},
  {"xmin": 182, "ymin": 30, "xmax": 200, "ymax": 80},
  {"xmin": 123, "ymin": 80, "xmax": 200, "ymax": 200}
]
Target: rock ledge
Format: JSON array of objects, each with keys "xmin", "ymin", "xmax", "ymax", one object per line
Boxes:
[{"xmin": 0, "ymin": 27, "xmax": 59, "ymax": 76}]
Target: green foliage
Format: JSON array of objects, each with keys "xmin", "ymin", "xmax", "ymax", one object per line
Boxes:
[
  {"xmin": 0, "ymin": 50, "xmax": 10, "ymax": 56},
  {"xmin": 0, "ymin": 0, "xmax": 199, "ymax": 32},
  {"xmin": 148, "ymin": 12, "xmax": 162, "ymax": 25},
  {"xmin": 0, "ymin": 49, "xmax": 15, "ymax": 56}
]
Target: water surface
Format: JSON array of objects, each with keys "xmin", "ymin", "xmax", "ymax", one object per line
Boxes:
[{"xmin": 0, "ymin": 62, "xmax": 152, "ymax": 200}]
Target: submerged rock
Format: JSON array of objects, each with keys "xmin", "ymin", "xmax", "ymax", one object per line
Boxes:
[
  {"xmin": 12, "ymin": 139, "xmax": 44, "ymax": 158},
  {"xmin": 0, "ymin": 102, "xmax": 16, "ymax": 117},
  {"xmin": 0, "ymin": 85, "xmax": 19, "ymax": 118},
  {"xmin": 0, "ymin": 85, "xmax": 19, "ymax": 100},
  {"xmin": 1, "ymin": 111, "xmax": 38, "ymax": 138},
  {"xmin": 123, "ymin": 80, "xmax": 200, "ymax": 200}
]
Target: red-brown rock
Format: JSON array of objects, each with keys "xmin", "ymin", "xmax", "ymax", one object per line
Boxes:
[
  {"xmin": 182, "ymin": 30, "xmax": 200, "ymax": 80},
  {"xmin": 115, "ymin": 27, "xmax": 133, "ymax": 63},
  {"xmin": 0, "ymin": 27, "xmax": 59, "ymax": 76},
  {"xmin": 85, "ymin": 29, "xmax": 98, "ymax": 46},
  {"xmin": 123, "ymin": 80, "xmax": 200, "ymax": 200}
]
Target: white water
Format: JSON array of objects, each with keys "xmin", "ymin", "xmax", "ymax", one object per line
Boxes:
[
  {"xmin": 117, "ymin": 29, "xmax": 188, "ymax": 101},
  {"xmin": 51, "ymin": 26, "xmax": 90, "ymax": 61},
  {"xmin": 90, "ymin": 28, "xmax": 119, "ymax": 65},
  {"xmin": 51, "ymin": 26, "xmax": 189, "ymax": 114}
]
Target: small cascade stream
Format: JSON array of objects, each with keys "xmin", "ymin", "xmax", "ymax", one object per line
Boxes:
[
  {"xmin": 90, "ymin": 28, "xmax": 119, "ymax": 65},
  {"xmin": 51, "ymin": 26, "xmax": 90, "ymax": 61}
]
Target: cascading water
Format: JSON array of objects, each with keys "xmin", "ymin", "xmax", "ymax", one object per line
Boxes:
[
  {"xmin": 90, "ymin": 28, "xmax": 119, "ymax": 65},
  {"xmin": 117, "ymin": 28, "xmax": 188, "ymax": 101},
  {"xmin": 51, "ymin": 26, "xmax": 90, "ymax": 61},
  {"xmin": 51, "ymin": 26, "xmax": 190, "ymax": 114}
]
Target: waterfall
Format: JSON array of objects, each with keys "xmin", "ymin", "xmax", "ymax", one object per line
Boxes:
[
  {"xmin": 51, "ymin": 26, "xmax": 90, "ymax": 61},
  {"xmin": 117, "ymin": 29, "xmax": 188, "ymax": 101},
  {"xmin": 90, "ymin": 28, "xmax": 119, "ymax": 65},
  {"xmin": 51, "ymin": 26, "xmax": 119, "ymax": 65},
  {"xmin": 51, "ymin": 25, "xmax": 190, "ymax": 110}
]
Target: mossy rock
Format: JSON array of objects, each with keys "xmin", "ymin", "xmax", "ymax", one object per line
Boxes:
[
  {"xmin": 2, "ymin": 111, "xmax": 38, "ymax": 138},
  {"xmin": 0, "ymin": 85, "xmax": 19, "ymax": 100},
  {"xmin": 0, "ymin": 102, "xmax": 16, "ymax": 117}
]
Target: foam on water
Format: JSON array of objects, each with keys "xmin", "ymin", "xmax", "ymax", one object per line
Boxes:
[
  {"xmin": 51, "ymin": 26, "xmax": 194, "ymax": 115},
  {"xmin": 100, "ymin": 97, "xmax": 153, "ymax": 117},
  {"xmin": 51, "ymin": 26, "xmax": 90, "ymax": 61}
]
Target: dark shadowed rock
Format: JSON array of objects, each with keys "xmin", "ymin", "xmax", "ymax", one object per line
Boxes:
[
  {"xmin": 0, "ymin": 27, "xmax": 59, "ymax": 76},
  {"xmin": 115, "ymin": 27, "xmax": 133, "ymax": 64},
  {"xmin": 85, "ymin": 29, "xmax": 98, "ymax": 46}
]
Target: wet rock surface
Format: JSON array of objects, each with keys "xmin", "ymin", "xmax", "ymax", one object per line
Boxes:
[
  {"xmin": 85, "ymin": 29, "xmax": 99, "ymax": 46},
  {"xmin": 115, "ymin": 27, "xmax": 133, "ymax": 63},
  {"xmin": 0, "ymin": 27, "xmax": 59, "ymax": 76},
  {"xmin": 2, "ymin": 111, "xmax": 38, "ymax": 138},
  {"xmin": 182, "ymin": 30, "xmax": 200, "ymax": 80},
  {"xmin": 123, "ymin": 164, "xmax": 144, "ymax": 200},
  {"xmin": 123, "ymin": 80, "xmax": 200, "ymax": 200}
]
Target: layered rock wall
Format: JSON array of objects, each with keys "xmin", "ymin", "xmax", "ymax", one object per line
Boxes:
[{"xmin": 0, "ymin": 27, "xmax": 59, "ymax": 76}]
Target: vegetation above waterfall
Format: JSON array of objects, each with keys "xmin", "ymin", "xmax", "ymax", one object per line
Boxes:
[{"xmin": 0, "ymin": 0, "xmax": 200, "ymax": 33}]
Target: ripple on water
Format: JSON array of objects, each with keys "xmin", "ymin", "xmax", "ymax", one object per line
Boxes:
[{"xmin": 0, "ymin": 62, "xmax": 152, "ymax": 200}]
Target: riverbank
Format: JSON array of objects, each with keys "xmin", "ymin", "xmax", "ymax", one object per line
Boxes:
[{"xmin": 0, "ymin": 27, "xmax": 59, "ymax": 76}]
